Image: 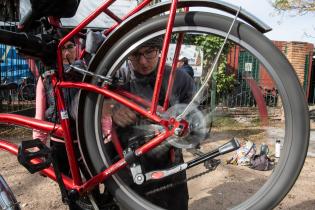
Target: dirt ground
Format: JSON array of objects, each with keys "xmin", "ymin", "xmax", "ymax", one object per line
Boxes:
[{"xmin": 0, "ymin": 125, "xmax": 314, "ymax": 210}]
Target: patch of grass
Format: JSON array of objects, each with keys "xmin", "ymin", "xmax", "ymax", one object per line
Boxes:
[
  {"xmin": 250, "ymin": 117, "xmax": 261, "ymax": 126},
  {"xmin": 0, "ymin": 126, "xmax": 32, "ymax": 138},
  {"xmin": 0, "ymin": 103, "xmax": 34, "ymax": 113},
  {"xmin": 212, "ymin": 116, "xmax": 238, "ymax": 128},
  {"xmin": 210, "ymin": 116, "xmax": 265, "ymax": 141}
]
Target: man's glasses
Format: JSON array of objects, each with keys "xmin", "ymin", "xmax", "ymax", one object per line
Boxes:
[
  {"xmin": 62, "ymin": 43, "xmax": 75, "ymax": 51},
  {"xmin": 128, "ymin": 48, "xmax": 159, "ymax": 61}
]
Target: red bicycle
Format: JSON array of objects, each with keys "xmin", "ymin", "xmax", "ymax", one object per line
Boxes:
[{"xmin": 0, "ymin": 0, "xmax": 309, "ymax": 209}]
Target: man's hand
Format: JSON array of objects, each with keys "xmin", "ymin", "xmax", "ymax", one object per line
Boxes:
[{"xmin": 112, "ymin": 106, "xmax": 137, "ymax": 127}]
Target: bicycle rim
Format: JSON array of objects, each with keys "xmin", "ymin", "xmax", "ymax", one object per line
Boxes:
[{"xmin": 80, "ymin": 12, "xmax": 309, "ymax": 210}]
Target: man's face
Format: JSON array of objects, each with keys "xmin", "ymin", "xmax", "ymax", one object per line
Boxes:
[
  {"xmin": 128, "ymin": 47, "xmax": 159, "ymax": 75},
  {"xmin": 62, "ymin": 41, "xmax": 76, "ymax": 64},
  {"xmin": 177, "ymin": 60, "xmax": 184, "ymax": 68}
]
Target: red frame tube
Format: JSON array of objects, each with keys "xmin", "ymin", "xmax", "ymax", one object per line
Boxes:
[
  {"xmin": 79, "ymin": 131, "xmax": 172, "ymax": 192},
  {"xmin": 116, "ymin": 89, "xmax": 164, "ymax": 113},
  {"xmin": 163, "ymin": 33, "xmax": 184, "ymax": 110},
  {"xmin": 110, "ymin": 128, "xmax": 124, "ymax": 159},
  {"xmin": 151, "ymin": 0, "xmax": 179, "ymax": 114},
  {"xmin": 104, "ymin": 9, "xmax": 122, "ymax": 23},
  {"xmin": 0, "ymin": 114, "xmax": 63, "ymax": 138},
  {"xmin": 79, "ymin": 49, "xmax": 86, "ymax": 60},
  {"xmin": 163, "ymin": 7, "xmax": 189, "ymax": 110},
  {"xmin": 59, "ymin": 81, "xmax": 168, "ymax": 126},
  {"xmin": 51, "ymin": 76, "xmax": 82, "ymax": 185},
  {"xmin": 79, "ymin": 159, "xmax": 126, "ymax": 192}
]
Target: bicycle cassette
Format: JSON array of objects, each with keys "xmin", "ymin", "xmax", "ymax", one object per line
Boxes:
[{"xmin": 165, "ymin": 104, "xmax": 209, "ymax": 149}]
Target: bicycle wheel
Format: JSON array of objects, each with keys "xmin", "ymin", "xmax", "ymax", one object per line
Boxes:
[
  {"xmin": 80, "ymin": 12, "xmax": 309, "ymax": 210},
  {"xmin": 21, "ymin": 84, "xmax": 35, "ymax": 101}
]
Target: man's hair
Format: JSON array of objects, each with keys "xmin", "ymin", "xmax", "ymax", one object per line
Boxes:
[
  {"xmin": 180, "ymin": 57, "xmax": 189, "ymax": 65},
  {"xmin": 57, "ymin": 28, "xmax": 76, "ymax": 44},
  {"xmin": 139, "ymin": 36, "xmax": 163, "ymax": 50}
]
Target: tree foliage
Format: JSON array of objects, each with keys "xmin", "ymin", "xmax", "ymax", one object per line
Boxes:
[
  {"xmin": 193, "ymin": 35, "xmax": 235, "ymax": 94},
  {"xmin": 193, "ymin": 35, "xmax": 231, "ymax": 68},
  {"xmin": 171, "ymin": 34, "xmax": 236, "ymax": 94},
  {"xmin": 215, "ymin": 62, "xmax": 236, "ymax": 94},
  {"xmin": 272, "ymin": 0, "xmax": 315, "ymax": 14}
]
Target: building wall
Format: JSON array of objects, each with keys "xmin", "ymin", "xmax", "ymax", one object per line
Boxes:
[
  {"xmin": 259, "ymin": 41, "xmax": 287, "ymax": 91},
  {"xmin": 284, "ymin": 42, "xmax": 313, "ymax": 98},
  {"xmin": 226, "ymin": 41, "xmax": 314, "ymax": 98},
  {"xmin": 267, "ymin": 41, "xmax": 314, "ymax": 98},
  {"xmin": 226, "ymin": 45, "xmax": 240, "ymax": 76}
]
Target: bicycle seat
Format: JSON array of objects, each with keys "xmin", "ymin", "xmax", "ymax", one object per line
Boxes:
[
  {"xmin": 31, "ymin": 0, "xmax": 80, "ymax": 18},
  {"xmin": 19, "ymin": 0, "xmax": 80, "ymax": 31}
]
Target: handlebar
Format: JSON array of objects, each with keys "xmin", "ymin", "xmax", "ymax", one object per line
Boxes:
[
  {"xmin": 0, "ymin": 29, "xmax": 57, "ymax": 66},
  {"xmin": 0, "ymin": 29, "xmax": 40, "ymax": 50}
]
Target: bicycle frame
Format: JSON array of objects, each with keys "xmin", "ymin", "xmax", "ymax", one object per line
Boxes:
[
  {"xmin": 0, "ymin": 0, "xmax": 271, "ymax": 196},
  {"xmin": 0, "ymin": 0, "xmax": 187, "ymax": 194}
]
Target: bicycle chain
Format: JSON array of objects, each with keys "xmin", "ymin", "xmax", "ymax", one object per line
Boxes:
[{"xmin": 145, "ymin": 169, "xmax": 213, "ymax": 196}]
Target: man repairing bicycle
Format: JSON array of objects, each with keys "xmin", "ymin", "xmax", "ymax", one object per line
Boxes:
[{"xmin": 110, "ymin": 37, "xmax": 195, "ymax": 210}]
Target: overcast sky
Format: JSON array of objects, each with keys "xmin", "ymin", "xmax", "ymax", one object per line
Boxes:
[
  {"xmin": 222, "ymin": 0, "xmax": 315, "ymax": 45},
  {"xmin": 21, "ymin": 0, "xmax": 314, "ymax": 45}
]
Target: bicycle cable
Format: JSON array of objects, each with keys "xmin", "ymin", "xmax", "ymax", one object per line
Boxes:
[{"xmin": 50, "ymin": 78, "xmax": 60, "ymax": 137}]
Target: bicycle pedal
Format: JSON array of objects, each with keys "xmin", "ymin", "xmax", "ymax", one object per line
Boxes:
[{"xmin": 17, "ymin": 139, "xmax": 52, "ymax": 174}]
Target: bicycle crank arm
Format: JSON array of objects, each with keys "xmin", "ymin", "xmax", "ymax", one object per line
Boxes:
[{"xmin": 145, "ymin": 138, "xmax": 240, "ymax": 181}]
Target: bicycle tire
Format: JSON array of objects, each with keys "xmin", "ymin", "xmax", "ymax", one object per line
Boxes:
[
  {"xmin": 0, "ymin": 175, "xmax": 20, "ymax": 210},
  {"xmin": 309, "ymin": 109, "xmax": 315, "ymax": 121},
  {"xmin": 80, "ymin": 12, "xmax": 309, "ymax": 210}
]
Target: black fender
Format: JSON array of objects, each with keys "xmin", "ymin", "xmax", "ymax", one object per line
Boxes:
[
  {"xmin": 87, "ymin": 0, "xmax": 271, "ymax": 75},
  {"xmin": 76, "ymin": 0, "xmax": 272, "ymax": 175}
]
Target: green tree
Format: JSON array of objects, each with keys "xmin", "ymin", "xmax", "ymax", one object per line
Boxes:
[
  {"xmin": 272, "ymin": 0, "xmax": 315, "ymax": 37},
  {"xmin": 272, "ymin": 0, "xmax": 315, "ymax": 14},
  {"xmin": 215, "ymin": 62, "xmax": 236, "ymax": 95},
  {"xmin": 193, "ymin": 35, "xmax": 235, "ymax": 95}
]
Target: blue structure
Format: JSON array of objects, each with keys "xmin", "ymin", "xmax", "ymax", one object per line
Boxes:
[{"xmin": 0, "ymin": 44, "xmax": 33, "ymax": 84}]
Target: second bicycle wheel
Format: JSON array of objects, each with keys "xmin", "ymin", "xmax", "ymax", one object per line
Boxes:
[
  {"xmin": 80, "ymin": 12, "xmax": 309, "ymax": 210},
  {"xmin": 21, "ymin": 84, "xmax": 35, "ymax": 101}
]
